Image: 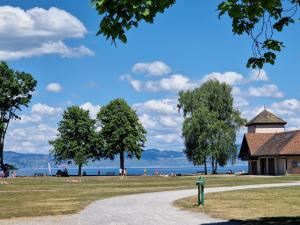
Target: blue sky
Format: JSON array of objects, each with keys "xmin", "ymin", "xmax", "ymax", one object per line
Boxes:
[{"xmin": 2, "ymin": 0, "xmax": 300, "ymax": 154}]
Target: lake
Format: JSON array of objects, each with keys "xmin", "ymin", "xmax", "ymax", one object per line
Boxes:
[{"xmin": 15, "ymin": 165, "xmax": 248, "ymax": 176}]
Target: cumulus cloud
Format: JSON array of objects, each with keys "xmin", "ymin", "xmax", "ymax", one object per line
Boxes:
[
  {"xmin": 80, "ymin": 102, "xmax": 101, "ymax": 119},
  {"xmin": 17, "ymin": 114, "xmax": 42, "ymax": 124},
  {"xmin": 139, "ymin": 113, "xmax": 157, "ymax": 129},
  {"xmin": 0, "ymin": 6, "xmax": 94, "ymax": 60},
  {"xmin": 120, "ymin": 74, "xmax": 142, "ymax": 91},
  {"xmin": 247, "ymin": 84, "xmax": 283, "ymax": 98},
  {"xmin": 122, "ymin": 74, "xmax": 194, "ymax": 92},
  {"xmin": 132, "ymin": 61, "xmax": 171, "ymax": 76},
  {"xmin": 31, "ymin": 103, "xmax": 62, "ymax": 116},
  {"xmin": 153, "ymin": 133, "xmax": 180, "ymax": 144},
  {"xmin": 147, "ymin": 74, "xmax": 194, "ymax": 92},
  {"xmin": 7, "ymin": 124, "xmax": 57, "ymax": 153},
  {"xmin": 46, "ymin": 83, "xmax": 62, "ymax": 93},
  {"xmin": 249, "ymin": 69, "xmax": 269, "ymax": 81},
  {"xmin": 134, "ymin": 97, "xmax": 184, "ymax": 150},
  {"xmin": 134, "ymin": 98, "xmax": 179, "ymax": 115},
  {"xmin": 270, "ymin": 99, "xmax": 300, "ymax": 116},
  {"xmin": 202, "ymin": 72, "xmax": 244, "ymax": 85}
]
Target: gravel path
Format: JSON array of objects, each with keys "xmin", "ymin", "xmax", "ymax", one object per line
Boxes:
[{"xmin": 2, "ymin": 182, "xmax": 300, "ymax": 225}]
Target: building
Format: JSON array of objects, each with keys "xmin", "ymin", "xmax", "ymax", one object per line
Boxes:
[{"xmin": 239, "ymin": 109, "xmax": 300, "ymax": 175}]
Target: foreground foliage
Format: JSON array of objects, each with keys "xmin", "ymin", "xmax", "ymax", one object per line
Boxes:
[{"xmin": 92, "ymin": 0, "xmax": 300, "ymax": 68}]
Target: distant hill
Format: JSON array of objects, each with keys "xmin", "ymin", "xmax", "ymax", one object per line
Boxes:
[
  {"xmin": 4, "ymin": 149, "xmax": 191, "ymax": 169},
  {"xmin": 4, "ymin": 147, "xmax": 246, "ymax": 169}
]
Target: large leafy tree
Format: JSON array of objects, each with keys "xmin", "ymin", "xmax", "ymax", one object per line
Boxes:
[
  {"xmin": 49, "ymin": 106, "xmax": 104, "ymax": 176},
  {"xmin": 92, "ymin": 0, "xmax": 299, "ymax": 68},
  {"xmin": 0, "ymin": 62, "xmax": 37, "ymax": 175},
  {"xmin": 97, "ymin": 98, "xmax": 146, "ymax": 170},
  {"xmin": 178, "ymin": 80, "xmax": 245, "ymax": 174}
]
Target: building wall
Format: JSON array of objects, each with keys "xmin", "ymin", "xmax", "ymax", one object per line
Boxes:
[
  {"xmin": 249, "ymin": 156, "xmax": 300, "ymax": 175},
  {"xmin": 248, "ymin": 125, "xmax": 256, "ymax": 133},
  {"xmin": 276, "ymin": 157, "xmax": 286, "ymax": 175},
  {"xmin": 287, "ymin": 156, "xmax": 300, "ymax": 174},
  {"xmin": 254, "ymin": 124, "xmax": 285, "ymax": 133}
]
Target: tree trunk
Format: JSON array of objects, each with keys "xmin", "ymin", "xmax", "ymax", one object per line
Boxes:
[
  {"xmin": 78, "ymin": 164, "xmax": 82, "ymax": 176},
  {"xmin": 204, "ymin": 160, "xmax": 207, "ymax": 175},
  {"xmin": 120, "ymin": 151, "xmax": 125, "ymax": 171},
  {"xmin": 214, "ymin": 162, "xmax": 218, "ymax": 174},
  {"xmin": 0, "ymin": 141, "xmax": 5, "ymax": 172},
  {"xmin": 211, "ymin": 157, "xmax": 214, "ymax": 174}
]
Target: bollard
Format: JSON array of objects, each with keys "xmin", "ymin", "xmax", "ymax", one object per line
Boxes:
[{"xmin": 196, "ymin": 176, "xmax": 205, "ymax": 206}]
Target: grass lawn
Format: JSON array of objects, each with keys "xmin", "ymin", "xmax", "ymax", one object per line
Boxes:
[
  {"xmin": 174, "ymin": 184, "xmax": 300, "ymax": 225},
  {"xmin": 0, "ymin": 175, "xmax": 299, "ymax": 219}
]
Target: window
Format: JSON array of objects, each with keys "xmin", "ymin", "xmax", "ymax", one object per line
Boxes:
[{"xmin": 292, "ymin": 161, "xmax": 300, "ymax": 168}]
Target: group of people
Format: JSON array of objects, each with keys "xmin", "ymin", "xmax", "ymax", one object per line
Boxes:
[
  {"xmin": 0, "ymin": 170, "xmax": 16, "ymax": 178},
  {"xmin": 119, "ymin": 168, "xmax": 128, "ymax": 178}
]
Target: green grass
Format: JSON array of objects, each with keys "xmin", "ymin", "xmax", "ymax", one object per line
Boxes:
[
  {"xmin": 0, "ymin": 175, "xmax": 299, "ymax": 219},
  {"xmin": 174, "ymin": 183, "xmax": 300, "ymax": 225}
]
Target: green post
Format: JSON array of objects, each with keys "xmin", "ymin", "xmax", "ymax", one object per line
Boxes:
[{"xmin": 196, "ymin": 176, "xmax": 205, "ymax": 206}]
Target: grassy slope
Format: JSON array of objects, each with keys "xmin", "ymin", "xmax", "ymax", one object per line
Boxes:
[
  {"xmin": 0, "ymin": 175, "xmax": 299, "ymax": 219},
  {"xmin": 175, "ymin": 178, "xmax": 300, "ymax": 225}
]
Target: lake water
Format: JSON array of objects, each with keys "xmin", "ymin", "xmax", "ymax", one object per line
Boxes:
[{"xmin": 16, "ymin": 165, "xmax": 248, "ymax": 176}]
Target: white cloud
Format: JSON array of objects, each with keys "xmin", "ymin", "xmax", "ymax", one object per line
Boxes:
[
  {"xmin": 120, "ymin": 74, "xmax": 142, "ymax": 91},
  {"xmin": 133, "ymin": 98, "xmax": 179, "ymax": 115},
  {"xmin": 132, "ymin": 61, "xmax": 171, "ymax": 76},
  {"xmin": 17, "ymin": 114, "xmax": 42, "ymax": 124},
  {"xmin": 147, "ymin": 74, "xmax": 193, "ymax": 92},
  {"xmin": 249, "ymin": 69, "xmax": 269, "ymax": 81},
  {"xmin": 285, "ymin": 117, "xmax": 300, "ymax": 131},
  {"xmin": 202, "ymin": 72, "xmax": 244, "ymax": 85},
  {"xmin": 139, "ymin": 113, "xmax": 157, "ymax": 129},
  {"xmin": 122, "ymin": 74, "xmax": 194, "ymax": 92},
  {"xmin": 234, "ymin": 96, "xmax": 249, "ymax": 108},
  {"xmin": 7, "ymin": 124, "xmax": 57, "ymax": 153},
  {"xmin": 153, "ymin": 134, "xmax": 179, "ymax": 144},
  {"xmin": 248, "ymin": 84, "xmax": 283, "ymax": 98},
  {"xmin": 31, "ymin": 103, "xmax": 62, "ymax": 116},
  {"xmin": 270, "ymin": 99, "xmax": 300, "ymax": 116},
  {"xmin": 0, "ymin": 6, "xmax": 94, "ymax": 60},
  {"xmin": 134, "ymin": 97, "xmax": 184, "ymax": 150},
  {"xmin": 46, "ymin": 83, "xmax": 62, "ymax": 93},
  {"xmin": 159, "ymin": 116, "xmax": 182, "ymax": 127},
  {"xmin": 80, "ymin": 102, "xmax": 101, "ymax": 119}
]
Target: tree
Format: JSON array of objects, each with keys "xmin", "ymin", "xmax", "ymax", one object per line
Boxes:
[
  {"xmin": 0, "ymin": 62, "xmax": 37, "ymax": 176},
  {"xmin": 49, "ymin": 106, "xmax": 104, "ymax": 176},
  {"xmin": 178, "ymin": 80, "xmax": 245, "ymax": 174},
  {"xmin": 92, "ymin": 0, "xmax": 299, "ymax": 68},
  {"xmin": 97, "ymin": 98, "xmax": 146, "ymax": 171}
]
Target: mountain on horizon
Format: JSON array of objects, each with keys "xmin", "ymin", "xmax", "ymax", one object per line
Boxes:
[
  {"xmin": 4, "ymin": 147, "xmax": 245, "ymax": 169},
  {"xmin": 4, "ymin": 149, "xmax": 190, "ymax": 169}
]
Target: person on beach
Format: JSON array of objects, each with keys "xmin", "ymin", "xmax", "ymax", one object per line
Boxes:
[
  {"xmin": 143, "ymin": 168, "xmax": 147, "ymax": 176},
  {"xmin": 120, "ymin": 168, "xmax": 124, "ymax": 179}
]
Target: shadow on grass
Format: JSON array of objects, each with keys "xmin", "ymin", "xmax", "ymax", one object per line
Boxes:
[{"xmin": 201, "ymin": 216, "xmax": 300, "ymax": 225}]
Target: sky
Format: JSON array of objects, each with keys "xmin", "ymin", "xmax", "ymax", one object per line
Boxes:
[{"xmin": 2, "ymin": 0, "xmax": 300, "ymax": 154}]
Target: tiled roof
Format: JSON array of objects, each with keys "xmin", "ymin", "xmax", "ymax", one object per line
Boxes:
[
  {"xmin": 244, "ymin": 133, "xmax": 274, "ymax": 155},
  {"xmin": 240, "ymin": 130, "xmax": 300, "ymax": 157},
  {"xmin": 255, "ymin": 130, "xmax": 300, "ymax": 156},
  {"xmin": 246, "ymin": 109, "xmax": 286, "ymax": 126}
]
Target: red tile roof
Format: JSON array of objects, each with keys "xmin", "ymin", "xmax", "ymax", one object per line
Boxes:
[
  {"xmin": 240, "ymin": 130, "xmax": 300, "ymax": 158},
  {"xmin": 244, "ymin": 133, "xmax": 274, "ymax": 155}
]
